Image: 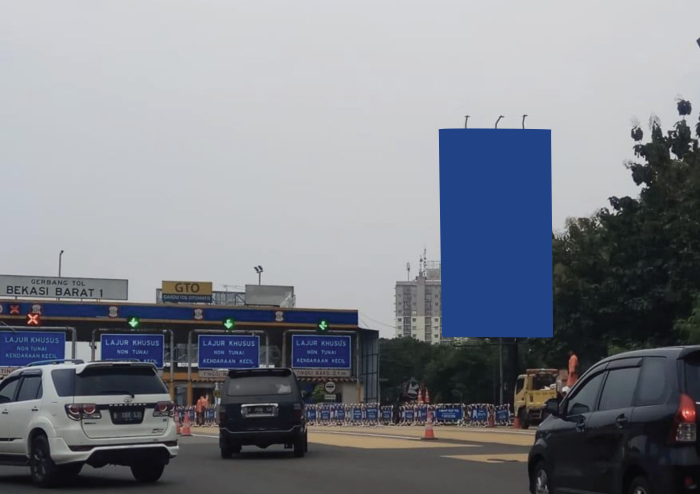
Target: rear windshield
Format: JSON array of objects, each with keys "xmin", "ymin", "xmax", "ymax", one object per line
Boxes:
[
  {"xmin": 685, "ymin": 356, "xmax": 700, "ymax": 401},
  {"xmin": 52, "ymin": 366, "xmax": 168, "ymax": 397},
  {"xmin": 533, "ymin": 374, "xmax": 556, "ymax": 389},
  {"xmin": 226, "ymin": 375, "xmax": 296, "ymax": 397}
]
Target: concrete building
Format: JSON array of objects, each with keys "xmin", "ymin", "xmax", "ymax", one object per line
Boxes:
[{"xmin": 395, "ymin": 257, "xmax": 442, "ymax": 344}]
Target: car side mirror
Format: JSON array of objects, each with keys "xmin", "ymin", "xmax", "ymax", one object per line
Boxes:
[{"xmin": 544, "ymin": 398, "xmax": 561, "ymax": 416}]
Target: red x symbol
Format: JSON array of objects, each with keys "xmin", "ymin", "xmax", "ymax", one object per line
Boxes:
[
  {"xmin": 9, "ymin": 305, "xmax": 20, "ymax": 315},
  {"xmin": 27, "ymin": 314, "xmax": 41, "ymax": 326}
]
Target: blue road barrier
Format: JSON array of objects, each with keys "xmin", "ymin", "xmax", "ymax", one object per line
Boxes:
[{"xmin": 175, "ymin": 402, "xmax": 514, "ymax": 429}]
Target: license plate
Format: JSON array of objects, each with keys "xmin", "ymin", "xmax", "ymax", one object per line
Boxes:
[
  {"xmin": 245, "ymin": 405, "xmax": 274, "ymax": 416},
  {"xmin": 112, "ymin": 409, "xmax": 144, "ymax": 424}
]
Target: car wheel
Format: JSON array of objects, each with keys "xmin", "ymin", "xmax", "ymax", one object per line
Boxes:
[
  {"xmin": 58, "ymin": 463, "xmax": 83, "ymax": 479},
  {"xmin": 221, "ymin": 446, "xmax": 233, "ymax": 459},
  {"xmin": 30, "ymin": 435, "xmax": 60, "ymax": 488},
  {"xmin": 628, "ymin": 476, "xmax": 652, "ymax": 494},
  {"xmin": 293, "ymin": 435, "xmax": 305, "ymax": 458},
  {"xmin": 131, "ymin": 463, "xmax": 165, "ymax": 484},
  {"xmin": 531, "ymin": 461, "xmax": 551, "ymax": 494},
  {"xmin": 519, "ymin": 409, "xmax": 531, "ymax": 430}
]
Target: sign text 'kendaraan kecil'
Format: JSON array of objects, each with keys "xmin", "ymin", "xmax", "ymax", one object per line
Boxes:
[
  {"xmin": 197, "ymin": 335, "xmax": 260, "ymax": 369},
  {"xmin": 291, "ymin": 335, "xmax": 352, "ymax": 369},
  {"xmin": 100, "ymin": 334, "xmax": 165, "ymax": 368},
  {"xmin": 0, "ymin": 331, "xmax": 66, "ymax": 367}
]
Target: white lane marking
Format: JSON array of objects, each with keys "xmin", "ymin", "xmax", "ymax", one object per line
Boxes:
[
  {"xmin": 190, "ymin": 431, "xmax": 422, "ymax": 442},
  {"xmin": 311, "ymin": 430, "xmax": 422, "ymax": 441}
]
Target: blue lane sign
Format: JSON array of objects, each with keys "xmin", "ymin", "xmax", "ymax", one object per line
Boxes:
[
  {"xmin": 0, "ymin": 331, "xmax": 66, "ymax": 367},
  {"xmin": 197, "ymin": 335, "xmax": 260, "ymax": 369},
  {"xmin": 100, "ymin": 334, "xmax": 165, "ymax": 368},
  {"xmin": 291, "ymin": 335, "xmax": 352, "ymax": 369}
]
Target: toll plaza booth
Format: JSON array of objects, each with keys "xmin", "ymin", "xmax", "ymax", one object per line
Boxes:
[{"xmin": 0, "ymin": 299, "xmax": 380, "ymax": 405}]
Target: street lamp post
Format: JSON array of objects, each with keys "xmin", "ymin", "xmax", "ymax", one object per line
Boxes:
[
  {"xmin": 58, "ymin": 250, "xmax": 65, "ymax": 277},
  {"xmin": 254, "ymin": 265, "xmax": 263, "ymax": 285}
]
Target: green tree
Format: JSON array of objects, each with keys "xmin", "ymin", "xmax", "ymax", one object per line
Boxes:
[
  {"xmin": 379, "ymin": 337, "xmax": 433, "ymax": 403},
  {"xmin": 545, "ymin": 98, "xmax": 700, "ymax": 365}
]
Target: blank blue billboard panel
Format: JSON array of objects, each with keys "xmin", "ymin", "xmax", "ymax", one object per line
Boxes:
[
  {"xmin": 0, "ymin": 331, "xmax": 66, "ymax": 367},
  {"xmin": 198, "ymin": 335, "xmax": 260, "ymax": 369},
  {"xmin": 439, "ymin": 129, "xmax": 553, "ymax": 338},
  {"xmin": 100, "ymin": 334, "xmax": 165, "ymax": 368},
  {"xmin": 291, "ymin": 335, "xmax": 352, "ymax": 369}
]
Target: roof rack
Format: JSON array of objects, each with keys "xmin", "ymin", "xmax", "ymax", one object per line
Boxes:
[
  {"xmin": 96, "ymin": 359, "xmax": 142, "ymax": 363},
  {"xmin": 25, "ymin": 359, "xmax": 85, "ymax": 367}
]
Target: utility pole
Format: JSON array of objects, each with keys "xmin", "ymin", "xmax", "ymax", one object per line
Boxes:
[{"xmin": 58, "ymin": 250, "xmax": 64, "ymax": 277}]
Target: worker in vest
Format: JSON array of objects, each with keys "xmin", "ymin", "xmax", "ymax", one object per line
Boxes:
[
  {"xmin": 196, "ymin": 394, "xmax": 209, "ymax": 427},
  {"xmin": 567, "ymin": 351, "xmax": 579, "ymax": 388}
]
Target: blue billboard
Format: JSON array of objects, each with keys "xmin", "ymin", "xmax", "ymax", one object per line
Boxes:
[
  {"xmin": 440, "ymin": 129, "xmax": 552, "ymax": 337},
  {"xmin": 198, "ymin": 335, "xmax": 260, "ymax": 369},
  {"xmin": 100, "ymin": 334, "xmax": 165, "ymax": 368},
  {"xmin": 291, "ymin": 335, "xmax": 352, "ymax": 369},
  {"xmin": 0, "ymin": 331, "xmax": 66, "ymax": 367}
]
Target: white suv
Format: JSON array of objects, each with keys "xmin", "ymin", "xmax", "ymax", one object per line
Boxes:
[{"xmin": 0, "ymin": 359, "xmax": 179, "ymax": 488}]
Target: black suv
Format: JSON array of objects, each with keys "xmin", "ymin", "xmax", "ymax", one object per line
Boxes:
[
  {"xmin": 218, "ymin": 368, "xmax": 308, "ymax": 458},
  {"xmin": 528, "ymin": 346, "xmax": 700, "ymax": 494}
]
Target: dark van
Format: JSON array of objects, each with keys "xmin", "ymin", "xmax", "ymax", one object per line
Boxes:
[
  {"xmin": 528, "ymin": 346, "xmax": 700, "ymax": 494},
  {"xmin": 218, "ymin": 368, "xmax": 308, "ymax": 458}
]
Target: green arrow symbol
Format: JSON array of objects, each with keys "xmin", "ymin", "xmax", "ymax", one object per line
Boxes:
[
  {"xmin": 318, "ymin": 320, "xmax": 328, "ymax": 331},
  {"xmin": 223, "ymin": 319, "xmax": 235, "ymax": 330}
]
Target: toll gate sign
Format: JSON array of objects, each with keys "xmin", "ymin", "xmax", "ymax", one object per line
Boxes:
[
  {"xmin": 100, "ymin": 334, "xmax": 165, "ymax": 368},
  {"xmin": 291, "ymin": 335, "xmax": 352, "ymax": 369},
  {"xmin": 197, "ymin": 335, "xmax": 260, "ymax": 369},
  {"xmin": 0, "ymin": 331, "xmax": 66, "ymax": 367}
]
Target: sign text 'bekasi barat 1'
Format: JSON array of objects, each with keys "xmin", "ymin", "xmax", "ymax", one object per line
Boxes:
[
  {"xmin": 0, "ymin": 275, "xmax": 128, "ymax": 301},
  {"xmin": 0, "ymin": 331, "xmax": 66, "ymax": 367},
  {"xmin": 197, "ymin": 335, "xmax": 260, "ymax": 369},
  {"xmin": 291, "ymin": 335, "xmax": 352, "ymax": 369},
  {"xmin": 100, "ymin": 334, "xmax": 165, "ymax": 368},
  {"xmin": 161, "ymin": 281, "xmax": 213, "ymax": 303}
]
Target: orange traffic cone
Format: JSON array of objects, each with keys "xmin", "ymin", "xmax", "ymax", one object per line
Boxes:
[
  {"xmin": 487, "ymin": 410, "xmax": 495, "ymax": 428},
  {"xmin": 175, "ymin": 411, "xmax": 182, "ymax": 435},
  {"xmin": 513, "ymin": 415, "xmax": 521, "ymax": 429},
  {"xmin": 181, "ymin": 410, "xmax": 192, "ymax": 437},
  {"xmin": 421, "ymin": 412, "xmax": 437, "ymax": 441}
]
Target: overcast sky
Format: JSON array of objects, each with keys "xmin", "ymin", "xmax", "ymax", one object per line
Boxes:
[{"xmin": 1, "ymin": 1, "xmax": 699, "ymax": 337}]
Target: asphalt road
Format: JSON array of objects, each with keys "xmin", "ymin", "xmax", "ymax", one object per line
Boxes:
[{"xmin": 0, "ymin": 429, "xmax": 532, "ymax": 493}]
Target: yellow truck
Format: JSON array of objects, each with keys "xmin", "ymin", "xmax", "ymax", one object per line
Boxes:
[{"xmin": 514, "ymin": 368, "xmax": 560, "ymax": 429}]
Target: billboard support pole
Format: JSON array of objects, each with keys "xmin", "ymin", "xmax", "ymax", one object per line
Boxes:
[
  {"xmin": 0, "ymin": 325, "xmax": 77, "ymax": 362},
  {"xmin": 356, "ymin": 333, "xmax": 361, "ymax": 403}
]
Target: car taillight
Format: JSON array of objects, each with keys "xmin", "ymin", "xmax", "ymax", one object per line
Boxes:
[
  {"xmin": 65, "ymin": 404, "xmax": 101, "ymax": 421},
  {"xmin": 671, "ymin": 393, "xmax": 697, "ymax": 443},
  {"xmin": 219, "ymin": 410, "xmax": 227, "ymax": 424},
  {"xmin": 293, "ymin": 402, "xmax": 304, "ymax": 419},
  {"xmin": 154, "ymin": 401, "xmax": 175, "ymax": 417}
]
